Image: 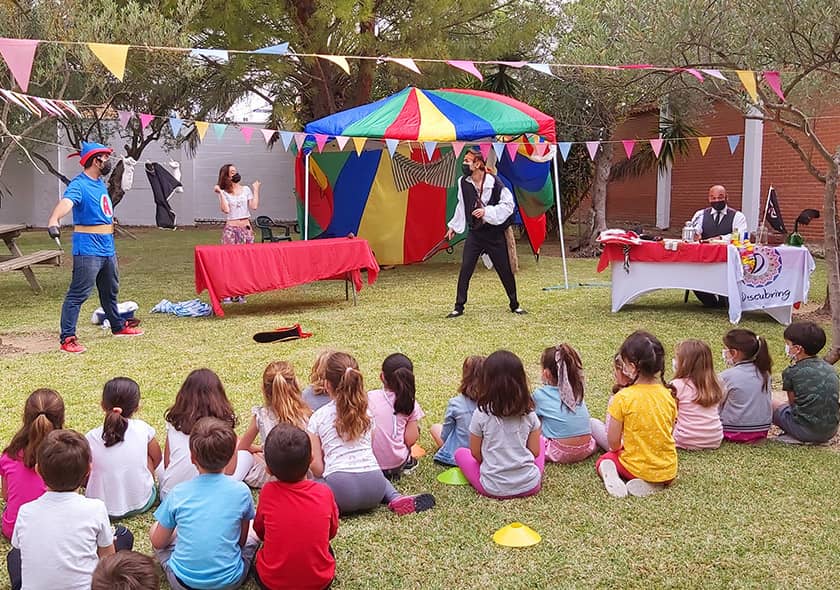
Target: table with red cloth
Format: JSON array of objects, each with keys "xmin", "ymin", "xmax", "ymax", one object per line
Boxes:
[
  {"xmin": 597, "ymin": 240, "xmax": 815, "ymax": 325},
  {"xmin": 195, "ymin": 238, "xmax": 380, "ymax": 317}
]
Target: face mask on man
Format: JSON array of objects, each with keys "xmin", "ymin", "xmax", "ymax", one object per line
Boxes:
[
  {"xmin": 97, "ymin": 158, "xmax": 112, "ymax": 177},
  {"xmin": 711, "ymin": 200, "xmax": 726, "ymax": 212},
  {"xmin": 461, "ymin": 163, "xmax": 472, "ymax": 176},
  {"xmin": 231, "ymin": 173, "xmax": 242, "ymax": 183}
]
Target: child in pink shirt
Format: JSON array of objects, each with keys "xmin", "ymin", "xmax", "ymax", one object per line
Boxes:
[
  {"xmin": 671, "ymin": 340, "xmax": 724, "ymax": 450},
  {"xmin": 0, "ymin": 389, "xmax": 65, "ymax": 539},
  {"xmin": 368, "ymin": 353, "xmax": 425, "ymax": 480}
]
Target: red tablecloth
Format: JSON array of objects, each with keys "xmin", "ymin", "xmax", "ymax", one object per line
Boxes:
[
  {"xmin": 596, "ymin": 241, "xmax": 729, "ymax": 272},
  {"xmin": 195, "ymin": 238, "xmax": 380, "ymax": 316}
]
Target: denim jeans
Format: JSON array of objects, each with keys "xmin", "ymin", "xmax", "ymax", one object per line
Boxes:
[{"xmin": 60, "ymin": 254, "xmax": 124, "ymax": 342}]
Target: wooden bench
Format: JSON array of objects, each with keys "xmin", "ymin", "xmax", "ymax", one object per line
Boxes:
[{"xmin": 0, "ymin": 250, "xmax": 62, "ymax": 292}]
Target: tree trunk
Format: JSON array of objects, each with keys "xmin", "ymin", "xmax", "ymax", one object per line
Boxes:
[
  {"xmin": 582, "ymin": 142, "xmax": 614, "ymax": 254},
  {"xmin": 822, "ymin": 148, "xmax": 840, "ymax": 364},
  {"xmin": 352, "ymin": 18, "xmax": 376, "ymax": 107}
]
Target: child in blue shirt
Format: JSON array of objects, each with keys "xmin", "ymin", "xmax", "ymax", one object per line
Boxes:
[
  {"xmin": 151, "ymin": 417, "xmax": 257, "ymax": 590},
  {"xmin": 533, "ymin": 344, "xmax": 596, "ymax": 463},
  {"xmin": 431, "ymin": 355, "xmax": 484, "ymax": 466}
]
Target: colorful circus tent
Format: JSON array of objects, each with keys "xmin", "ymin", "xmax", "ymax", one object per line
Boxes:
[{"xmin": 295, "ymin": 87, "xmax": 568, "ymax": 283}]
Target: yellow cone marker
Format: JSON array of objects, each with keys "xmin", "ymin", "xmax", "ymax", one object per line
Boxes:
[{"xmin": 493, "ymin": 522, "xmax": 541, "ymax": 547}]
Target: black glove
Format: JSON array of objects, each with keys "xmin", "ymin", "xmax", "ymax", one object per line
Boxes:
[{"xmin": 47, "ymin": 225, "xmax": 60, "ymax": 239}]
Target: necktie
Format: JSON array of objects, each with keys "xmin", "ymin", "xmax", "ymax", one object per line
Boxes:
[{"xmin": 715, "ymin": 211, "xmax": 722, "ymax": 225}]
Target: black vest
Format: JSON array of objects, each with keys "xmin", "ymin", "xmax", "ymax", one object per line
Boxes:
[
  {"xmin": 701, "ymin": 207, "xmax": 735, "ymax": 240},
  {"xmin": 460, "ymin": 174, "xmax": 511, "ymax": 236}
]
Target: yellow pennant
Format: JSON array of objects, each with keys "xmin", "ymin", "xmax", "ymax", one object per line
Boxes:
[
  {"xmin": 352, "ymin": 136, "xmax": 366, "ymax": 156},
  {"xmin": 736, "ymin": 70, "xmax": 757, "ymax": 103},
  {"xmin": 87, "ymin": 43, "xmax": 130, "ymax": 81},
  {"xmin": 194, "ymin": 121, "xmax": 209, "ymax": 141},
  {"xmin": 697, "ymin": 136, "xmax": 712, "ymax": 156},
  {"xmin": 318, "ymin": 55, "xmax": 350, "ymax": 75}
]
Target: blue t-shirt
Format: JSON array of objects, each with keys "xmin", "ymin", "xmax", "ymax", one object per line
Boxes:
[
  {"xmin": 433, "ymin": 394, "xmax": 477, "ymax": 466},
  {"xmin": 533, "ymin": 384, "xmax": 592, "ymax": 439},
  {"xmin": 64, "ymin": 172, "xmax": 115, "ymax": 256},
  {"xmin": 154, "ymin": 473, "xmax": 256, "ymax": 589}
]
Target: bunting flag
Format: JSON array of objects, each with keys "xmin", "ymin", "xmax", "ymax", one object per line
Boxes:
[
  {"xmin": 697, "ymin": 136, "xmax": 712, "ymax": 156},
  {"xmin": 736, "ymin": 70, "xmax": 757, "ymax": 102},
  {"xmin": 701, "ymin": 69, "xmax": 727, "ymax": 80},
  {"xmin": 352, "ymin": 136, "xmax": 366, "ymax": 156},
  {"xmin": 335, "ymin": 135, "xmax": 349, "ymax": 150},
  {"xmin": 240, "ymin": 126, "xmax": 255, "ymax": 143},
  {"xmin": 32, "ymin": 96, "xmax": 63, "ymax": 117},
  {"xmin": 763, "ymin": 71, "xmax": 785, "ymax": 102},
  {"xmin": 194, "ymin": 121, "xmax": 209, "ymax": 140},
  {"xmin": 279, "ymin": 130, "xmax": 293, "ymax": 150},
  {"xmin": 212, "ymin": 123, "xmax": 227, "ymax": 141},
  {"xmin": 190, "ymin": 49, "xmax": 229, "ymax": 63},
  {"xmin": 423, "ymin": 141, "xmax": 437, "ymax": 160},
  {"xmin": 683, "ymin": 68, "xmax": 704, "ymax": 82},
  {"xmin": 314, "ymin": 133, "xmax": 329, "ymax": 152},
  {"xmin": 0, "ymin": 38, "xmax": 39, "ymax": 92},
  {"xmin": 318, "ymin": 55, "xmax": 351, "ymax": 75},
  {"xmin": 558, "ymin": 142, "xmax": 572, "ymax": 162},
  {"xmin": 87, "ymin": 43, "xmax": 130, "ymax": 81},
  {"xmin": 492, "ymin": 142, "xmax": 505, "ymax": 160},
  {"xmin": 585, "ymin": 141, "xmax": 600, "ymax": 160},
  {"xmin": 527, "ymin": 63, "xmax": 554, "ymax": 77},
  {"xmin": 139, "ymin": 113, "xmax": 154, "ymax": 130},
  {"xmin": 385, "ymin": 138, "xmax": 399, "ymax": 156},
  {"xmin": 254, "ymin": 43, "xmax": 289, "ymax": 56},
  {"xmin": 294, "ymin": 132, "xmax": 307, "ymax": 150},
  {"xmin": 117, "ymin": 110, "xmax": 133, "ymax": 128},
  {"xmin": 387, "ymin": 57, "xmax": 421, "ymax": 74},
  {"xmin": 505, "ymin": 141, "xmax": 519, "ymax": 161},
  {"xmin": 622, "ymin": 139, "xmax": 635, "ymax": 158},
  {"xmin": 451, "ymin": 141, "xmax": 465, "ymax": 157},
  {"xmin": 650, "ymin": 138, "xmax": 664, "ymax": 158},
  {"xmin": 2, "ymin": 90, "xmax": 36, "ymax": 114},
  {"xmin": 169, "ymin": 115, "xmax": 183, "ymax": 136},
  {"xmin": 56, "ymin": 99, "xmax": 81, "ymax": 118},
  {"xmin": 727, "ymin": 134, "xmax": 740, "ymax": 154},
  {"xmin": 446, "ymin": 60, "xmax": 483, "ymax": 81},
  {"xmin": 262, "ymin": 129, "xmax": 277, "ymax": 144},
  {"xmin": 535, "ymin": 142, "xmax": 550, "ymax": 157},
  {"xmin": 478, "ymin": 143, "xmax": 492, "ymax": 161}
]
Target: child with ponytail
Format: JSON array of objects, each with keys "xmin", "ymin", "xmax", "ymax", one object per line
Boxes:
[
  {"xmin": 1, "ymin": 389, "xmax": 65, "ymax": 539},
  {"xmin": 719, "ymin": 329, "xmax": 773, "ymax": 443},
  {"xmin": 85, "ymin": 377, "xmax": 162, "ymax": 518},
  {"xmin": 307, "ymin": 351, "xmax": 435, "ymax": 516},
  {"xmin": 368, "ymin": 353, "xmax": 425, "ymax": 479},
  {"xmin": 237, "ymin": 361, "xmax": 311, "ymax": 487}
]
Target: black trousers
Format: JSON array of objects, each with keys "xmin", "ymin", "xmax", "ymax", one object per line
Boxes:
[
  {"xmin": 693, "ymin": 291, "xmax": 729, "ymax": 308},
  {"xmin": 455, "ymin": 229, "xmax": 518, "ymax": 312}
]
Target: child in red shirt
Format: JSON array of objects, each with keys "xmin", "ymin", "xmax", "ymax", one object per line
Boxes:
[{"xmin": 254, "ymin": 423, "xmax": 339, "ymax": 590}]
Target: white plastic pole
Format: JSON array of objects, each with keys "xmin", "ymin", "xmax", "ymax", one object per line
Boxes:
[
  {"xmin": 551, "ymin": 146, "xmax": 569, "ymax": 289},
  {"xmin": 304, "ymin": 152, "xmax": 310, "ymax": 240}
]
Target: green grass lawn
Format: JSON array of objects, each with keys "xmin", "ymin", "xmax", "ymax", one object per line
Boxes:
[{"xmin": 1, "ymin": 228, "xmax": 839, "ymax": 589}]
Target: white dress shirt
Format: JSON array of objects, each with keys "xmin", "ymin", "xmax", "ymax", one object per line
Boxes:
[
  {"xmin": 447, "ymin": 173, "xmax": 515, "ymax": 234},
  {"xmin": 691, "ymin": 206, "xmax": 748, "ymax": 238}
]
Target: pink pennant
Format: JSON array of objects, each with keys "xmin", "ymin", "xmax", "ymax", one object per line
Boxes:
[
  {"xmin": 387, "ymin": 57, "xmax": 421, "ymax": 74},
  {"xmin": 505, "ymin": 142, "xmax": 519, "ymax": 161},
  {"xmin": 478, "ymin": 143, "xmax": 491, "ymax": 160},
  {"xmin": 684, "ymin": 68, "xmax": 704, "ymax": 82},
  {"xmin": 335, "ymin": 136, "xmax": 349, "ymax": 150},
  {"xmin": 314, "ymin": 134, "xmax": 329, "ymax": 153},
  {"xmin": 764, "ymin": 71, "xmax": 785, "ymax": 102},
  {"xmin": 451, "ymin": 141, "xmax": 465, "ymax": 157},
  {"xmin": 240, "ymin": 126, "xmax": 255, "ymax": 144},
  {"xmin": 138, "ymin": 113, "xmax": 154, "ymax": 130},
  {"xmin": 117, "ymin": 110, "xmax": 133, "ymax": 128},
  {"xmin": 534, "ymin": 142, "xmax": 549, "ymax": 157},
  {"xmin": 650, "ymin": 138, "xmax": 664, "ymax": 158},
  {"xmin": 586, "ymin": 141, "xmax": 600, "ymax": 160},
  {"xmin": 447, "ymin": 60, "xmax": 483, "ymax": 81},
  {"xmin": 622, "ymin": 139, "xmax": 635, "ymax": 159},
  {"xmin": 0, "ymin": 38, "xmax": 39, "ymax": 92},
  {"xmin": 32, "ymin": 97, "xmax": 62, "ymax": 117},
  {"xmin": 294, "ymin": 133, "xmax": 307, "ymax": 149},
  {"xmin": 700, "ymin": 69, "xmax": 727, "ymax": 80},
  {"xmin": 261, "ymin": 129, "xmax": 276, "ymax": 144}
]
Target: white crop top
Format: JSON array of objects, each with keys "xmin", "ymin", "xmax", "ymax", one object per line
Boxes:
[{"xmin": 223, "ymin": 186, "xmax": 253, "ymax": 221}]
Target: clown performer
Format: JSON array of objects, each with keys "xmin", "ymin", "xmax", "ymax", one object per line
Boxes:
[{"xmin": 47, "ymin": 142, "xmax": 144, "ymax": 354}]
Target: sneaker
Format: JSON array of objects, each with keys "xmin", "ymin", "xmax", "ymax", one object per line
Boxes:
[
  {"xmin": 236, "ymin": 296, "xmax": 247, "ymax": 304},
  {"xmin": 511, "ymin": 307, "xmax": 528, "ymax": 315},
  {"xmin": 597, "ymin": 460, "xmax": 628, "ymax": 498},
  {"xmin": 113, "ymin": 326, "xmax": 144, "ymax": 337},
  {"xmin": 222, "ymin": 297, "xmax": 234, "ymax": 304},
  {"xmin": 401, "ymin": 456, "xmax": 419, "ymax": 475},
  {"xmin": 626, "ymin": 479, "xmax": 666, "ymax": 497},
  {"xmin": 388, "ymin": 493, "xmax": 436, "ymax": 516},
  {"xmin": 60, "ymin": 336, "xmax": 86, "ymax": 354},
  {"xmin": 446, "ymin": 309, "xmax": 464, "ymax": 318}
]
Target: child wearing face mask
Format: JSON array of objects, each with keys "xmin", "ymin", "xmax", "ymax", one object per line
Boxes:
[
  {"xmin": 773, "ymin": 321, "xmax": 839, "ymax": 443},
  {"xmin": 718, "ymin": 329, "xmax": 773, "ymax": 443}
]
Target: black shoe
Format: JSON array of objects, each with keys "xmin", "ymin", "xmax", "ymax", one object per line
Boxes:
[
  {"xmin": 446, "ymin": 309, "xmax": 464, "ymax": 318},
  {"xmin": 511, "ymin": 307, "xmax": 528, "ymax": 315}
]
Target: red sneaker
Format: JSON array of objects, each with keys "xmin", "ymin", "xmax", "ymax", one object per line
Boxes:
[
  {"xmin": 60, "ymin": 336, "xmax": 86, "ymax": 354},
  {"xmin": 113, "ymin": 326, "xmax": 144, "ymax": 337}
]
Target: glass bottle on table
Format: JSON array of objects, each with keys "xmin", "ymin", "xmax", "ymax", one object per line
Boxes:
[{"xmin": 681, "ymin": 221, "xmax": 695, "ymax": 242}]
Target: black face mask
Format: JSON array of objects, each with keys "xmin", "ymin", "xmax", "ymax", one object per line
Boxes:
[
  {"xmin": 231, "ymin": 173, "xmax": 242, "ymax": 183},
  {"xmin": 98, "ymin": 159, "xmax": 112, "ymax": 176},
  {"xmin": 461, "ymin": 164, "xmax": 471, "ymax": 176},
  {"xmin": 711, "ymin": 200, "xmax": 726, "ymax": 212}
]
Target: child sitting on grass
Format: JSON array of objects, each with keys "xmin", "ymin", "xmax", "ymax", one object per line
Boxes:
[
  {"xmin": 151, "ymin": 417, "xmax": 258, "ymax": 590},
  {"xmin": 671, "ymin": 340, "xmax": 723, "ymax": 450},
  {"xmin": 302, "ymin": 350, "xmax": 334, "ymax": 413},
  {"xmin": 8, "ymin": 430, "xmax": 134, "ymax": 590},
  {"xmin": 773, "ymin": 321, "xmax": 840, "ymax": 443},
  {"xmin": 590, "ymin": 355, "xmax": 631, "ymax": 451},
  {"xmin": 719, "ymin": 329, "xmax": 773, "ymax": 443},
  {"xmin": 596, "ymin": 331, "xmax": 677, "ymax": 498},
  {"xmin": 92, "ymin": 551, "xmax": 160, "ymax": 590},
  {"xmin": 254, "ymin": 423, "xmax": 339, "ymax": 590},
  {"xmin": 430, "ymin": 355, "xmax": 484, "ymax": 466},
  {"xmin": 533, "ymin": 344, "xmax": 596, "ymax": 464}
]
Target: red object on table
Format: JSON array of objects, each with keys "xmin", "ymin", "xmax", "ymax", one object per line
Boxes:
[
  {"xmin": 195, "ymin": 237, "xmax": 380, "ymax": 317},
  {"xmin": 596, "ymin": 241, "xmax": 729, "ymax": 272}
]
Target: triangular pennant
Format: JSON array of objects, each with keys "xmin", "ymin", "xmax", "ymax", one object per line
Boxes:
[
  {"xmin": 12, "ymin": 92, "xmax": 40, "ymax": 116},
  {"xmin": 32, "ymin": 97, "xmax": 62, "ymax": 117},
  {"xmin": 423, "ymin": 141, "xmax": 437, "ymax": 160},
  {"xmin": 189, "ymin": 49, "xmax": 229, "ymax": 63},
  {"xmin": 387, "ymin": 57, "xmax": 421, "ymax": 74},
  {"xmin": 727, "ymin": 134, "xmax": 740, "ymax": 154},
  {"xmin": 763, "ymin": 71, "xmax": 785, "ymax": 102},
  {"xmin": 558, "ymin": 142, "xmax": 572, "ymax": 161},
  {"xmin": 212, "ymin": 123, "xmax": 226, "ymax": 141},
  {"xmin": 385, "ymin": 138, "xmax": 399, "ymax": 157},
  {"xmin": 535, "ymin": 142, "xmax": 550, "ymax": 157},
  {"xmin": 527, "ymin": 63, "xmax": 554, "ymax": 77},
  {"xmin": 314, "ymin": 133, "xmax": 329, "ymax": 153},
  {"xmin": 55, "ymin": 100, "xmax": 81, "ymax": 118},
  {"xmin": 505, "ymin": 142, "xmax": 519, "ymax": 161},
  {"xmin": 586, "ymin": 141, "xmax": 600, "ymax": 160},
  {"xmin": 697, "ymin": 136, "xmax": 712, "ymax": 156},
  {"xmin": 139, "ymin": 113, "xmax": 154, "ymax": 131},
  {"xmin": 684, "ymin": 68, "xmax": 704, "ymax": 82},
  {"xmin": 117, "ymin": 110, "xmax": 133, "ymax": 128},
  {"xmin": 446, "ymin": 60, "xmax": 483, "ymax": 81},
  {"xmin": 352, "ymin": 136, "xmax": 366, "ymax": 156},
  {"xmin": 87, "ymin": 43, "xmax": 130, "ymax": 81},
  {"xmin": 492, "ymin": 142, "xmax": 505, "ymax": 160},
  {"xmin": 278, "ymin": 130, "xmax": 293, "ymax": 150},
  {"xmin": 736, "ymin": 70, "xmax": 757, "ymax": 102},
  {"xmin": 254, "ymin": 43, "xmax": 289, "ymax": 55},
  {"xmin": 194, "ymin": 121, "xmax": 209, "ymax": 141},
  {"xmin": 1, "ymin": 89, "xmax": 30, "ymax": 112},
  {"xmin": 318, "ymin": 55, "xmax": 351, "ymax": 75},
  {"xmin": 622, "ymin": 139, "xmax": 635, "ymax": 159},
  {"xmin": 294, "ymin": 133, "xmax": 307, "ymax": 150},
  {"xmin": 451, "ymin": 141, "xmax": 465, "ymax": 158},
  {"xmin": 169, "ymin": 116, "xmax": 183, "ymax": 136},
  {"xmin": 650, "ymin": 138, "xmax": 664, "ymax": 158},
  {"xmin": 700, "ymin": 69, "xmax": 727, "ymax": 80},
  {"xmin": 262, "ymin": 129, "xmax": 277, "ymax": 144},
  {"xmin": 478, "ymin": 143, "xmax": 492, "ymax": 160},
  {"xmin": 0, "ymin": 38, "xmax": 39, "ymax": 92},
  {"xmin": 335, "ymin": 135, "xmax": 349, "ymax": 150},
  {"xmin": 240, "ymin": 126, "xmax": 255, "ymax": 144}
]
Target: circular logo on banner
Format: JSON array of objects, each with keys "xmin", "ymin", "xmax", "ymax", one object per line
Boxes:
[
  {"xmin": 743, "ymin": 247, "xmax": 782, "ymax": 288},
  {"xmin": 100, "ymin": 194, "xmax": 113, "ymax": 218}
]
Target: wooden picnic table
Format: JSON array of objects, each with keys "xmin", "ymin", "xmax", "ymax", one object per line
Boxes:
[{"xmin": 0, "ymin": 224, "xmax": 62, "ymax": 293}]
